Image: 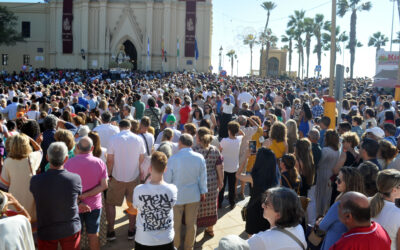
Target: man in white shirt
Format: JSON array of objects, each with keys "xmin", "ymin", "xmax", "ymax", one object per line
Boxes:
[
  {"xmin": 237, "ymin": 88, "xmax": 254, "ymax": 108},
  {"xmin": 2, "ymin": 97, "xmax": 19, "ymax": 120},
  {"xmin": 93, "ymin": 111, "xmax": 120, "ymax": 149},
  {"xmin": 105, "ymin": 119, "xmax": 146, "ymax": 241},
  {"xmin": 155, "ymin": 114, "xmax": 182, "ymax": 144}
]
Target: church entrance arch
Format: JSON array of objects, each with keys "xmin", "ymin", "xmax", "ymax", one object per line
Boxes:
[
  {"xmin": 123, "ymin": 40, "xmax": 137, "ymax": 70},
  {"xmin": 267, "ymin": 57, "xmax": 279, "ymax": 76}
]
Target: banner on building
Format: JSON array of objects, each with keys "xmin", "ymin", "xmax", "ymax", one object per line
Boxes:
[{"xmin": 62, "ymin": 0, "xmax": 73, "ymax": 54}]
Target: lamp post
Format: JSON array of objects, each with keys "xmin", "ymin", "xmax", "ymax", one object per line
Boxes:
[
  {"xmin": 328, "ymin": 0, "xmax": 336, "ymax": 97},
  {"xmin": 218, "ymin": 46, "xmax": 223, "ymax": 74}
]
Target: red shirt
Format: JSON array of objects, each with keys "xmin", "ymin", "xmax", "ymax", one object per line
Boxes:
[
  {"xmin": 179, "ymin": 106, "xmax": 192, "ymax": 125},
  {"xmin": 330, "ymin": 221, "xmax": 391, "ymax": 250}
]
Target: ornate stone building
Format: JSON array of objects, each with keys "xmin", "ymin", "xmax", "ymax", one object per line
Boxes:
[
  {"xmin": 259, "ymin": 47, "xmax": 287, "ymax": 77},
  {"xmin": 0, "ymin": 0, "xmax": 212, "ymax": 72}
]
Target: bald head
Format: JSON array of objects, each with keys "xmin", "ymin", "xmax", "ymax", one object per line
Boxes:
[
  {"xmin": 340, "ymin": 191, "xmax": 370, "ymax": 224},
  {"xmin": 77, "ymin": 136, "xmax": 93, "ymax": 153}
]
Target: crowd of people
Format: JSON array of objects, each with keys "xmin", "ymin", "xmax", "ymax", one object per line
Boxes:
[{"xmin": 0, "ymin": 69, "xmax": 399, "ymax": 250}]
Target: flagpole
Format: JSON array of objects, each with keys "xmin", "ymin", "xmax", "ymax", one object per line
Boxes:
[{"xmin": 177, "ymin": 38, "xmax": 180, "ymax": 71}]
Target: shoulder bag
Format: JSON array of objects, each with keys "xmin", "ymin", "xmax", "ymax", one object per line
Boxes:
[
  {"xmin": 281, "ymin": 174, "xmax": 310, "ymax": 211},
  {"xmin": 140, "ymin": 134, "xmax": 151, "ymax": 184},
  {"xmin": 273, "ymin": 227, "xmax": 306, "ymax": 250}
]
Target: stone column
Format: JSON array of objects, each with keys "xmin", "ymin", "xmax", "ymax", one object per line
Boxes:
[
  {"xmin": 49, "ymin": 0, "xmax": 57, "ymax": 68},
  {"xmin": 163, "ymin": 1, "xmax": 171, "ymax": 72},
  {"xmin": 145, "ymin": 1, "xmax": 153, "ymax": 71},
  {"xmin": 99, "ymin": 0, "xmax": 107, "ymax": 68},
  {"xmin": 80, "ymin": 0, "xmax": 89, "ymax": 69}
]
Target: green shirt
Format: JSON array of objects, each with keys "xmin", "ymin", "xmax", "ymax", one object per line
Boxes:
[
  {"xmin": 44, "ymin": 148, "xmax": 75, "ymax": 172},
  {"xmin": 133, "ymin": 101, "xmax": 145, "ymax": 120}
]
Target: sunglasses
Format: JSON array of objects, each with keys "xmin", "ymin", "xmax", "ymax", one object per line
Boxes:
[{"xmin": 336, "ymin": 177, "xmax": 342, "ymax": 184}]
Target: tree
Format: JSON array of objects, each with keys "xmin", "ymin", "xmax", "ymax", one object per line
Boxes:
[
  {"xmin": 0, "ymin": 6, "xmax": 24, "ymax": 46},
  {"xmin": 288, "ymin": 10, "xmax": 305, "ymax": 78},
  {"xmin": 338, "ymin": 0, "xmax": 372, "ymax": 78},
  {"xmin": 243, "ymin": 33, "xmax": 257, "ymax": 75},
  {"xmin": 281, "ymin": 28, "xmax": 295, "ymax": 76},
  {"xmin": 226, "ymin": 49, "xmax": 237, "ymax": 76},
  {"xmin": 322, "ymin": 25, "xmax": 349, "ymax": 68},
  {"xmin": 260, "ymin": 29, "xmax": 278, "ymax": 76},
  {"xmin": 260, "ymin": 1, "xmax": 277, "ymax": 74},
  {"xmin": 303, "ymin": 17, "xmax": 314, "ymax": 78},
  {"xmin": 313, "ymin": 14, "xmax": 330, "ymax": 77},
  {"xmin": 368, "ymin": 32, "xmax": 389, "ymax": 56}
]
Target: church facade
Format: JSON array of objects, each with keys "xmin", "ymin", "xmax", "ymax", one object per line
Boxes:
[{"xmin": 0, "ymin": 0, "xmax": 212, "ymax": 72}]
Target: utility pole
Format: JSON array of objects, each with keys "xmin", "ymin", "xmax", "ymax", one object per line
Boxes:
[
  {"xmin": 329, "ymin": 0, "xmax": 336, "ymax": 97},
  {"xmin": 218, "ymin": 46, "xmax": 223, "ymax": 74},
  {"xmin": 237, "ymin": 59, "xmax": 239, "ymax": 76}
]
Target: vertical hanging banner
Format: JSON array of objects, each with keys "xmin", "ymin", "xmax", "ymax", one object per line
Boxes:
[
  {"xmin": 62, "ymin": 0, "xmax": 73, "ymax": 54},
  {"xmin": 179, "ymin": 0, "xmax": 204, "ymax": 58}
]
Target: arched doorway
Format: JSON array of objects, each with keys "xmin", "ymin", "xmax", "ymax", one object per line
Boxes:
[
  {"xmin": 123, "ymin": 40, "xmax": 137, "ymax": 70},
  {"xmin": 267, "ymin": 57, "xmax": 279, "ymax": 76}
]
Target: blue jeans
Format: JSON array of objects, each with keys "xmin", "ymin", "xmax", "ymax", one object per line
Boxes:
[{"xmin": 79, "ymin": 208, "xmax": 101, "ymax": 234}]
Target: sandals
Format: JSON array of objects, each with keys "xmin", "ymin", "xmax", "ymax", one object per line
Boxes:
[{"xmin": 205, "ymin": 228, "xmax": 214, "ymax": 237}]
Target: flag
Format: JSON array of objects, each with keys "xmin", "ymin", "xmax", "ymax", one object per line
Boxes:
[
  {"xmin": 147, "ymin": 37, "xmax": 150, "ymax": 57},
  {"xmin": 161, "ymin": 38, "xmax": 165, "ymax": 61},
  {"xmin": 165, "ymin": 51, "xmax": 167, "ymax": 62},
  {"xmin": 177, "ymin": 38, "xmax": 180, "ymax": 58},
  {"xmin": 195, "ymin": 39, "xmax": 199, "ymax": 60}
]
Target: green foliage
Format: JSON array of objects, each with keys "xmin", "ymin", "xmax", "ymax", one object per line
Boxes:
[{"xmin": 0, "ymin": 6, "xmax": 24, "ymax": 46}]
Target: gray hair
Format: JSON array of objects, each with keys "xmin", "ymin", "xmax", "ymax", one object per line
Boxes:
[
  {"xmin": 78, "ymin": 125, "xmax": 90, "ymax": 137},
  {"xmin": 237, "ymin": 115, "xmax": 247, "ymax": 126},
  {"xmin": 43, "ymin": 114, "xmax": 58, "ymax": 130},
  {"xmin": 308, "ymin": 128, "xmax": 320, "ymax": 141},
  {"xmin": 77, "ymin": 136, "xmax": 93, "ymax": 153},
  {"xmin": 179, "ymin": 133, "xmax": 193, "ymax": 147},
  {"xmin": 48, "ymin": 142, "xmax": 68, "ymax": 167}
]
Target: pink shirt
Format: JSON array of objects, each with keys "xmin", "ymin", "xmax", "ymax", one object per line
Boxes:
[{"xmin": 65, "ymin": 153, "xmax": 108, "ymax": 210}]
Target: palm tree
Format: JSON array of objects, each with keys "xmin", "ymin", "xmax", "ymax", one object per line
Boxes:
[
  {"xmin": 260, "ymin": 29, "xmax": 278, "ymax": 76},
  {"xmin": 281, "ymin": 28, "xmax": 295, "ymax": 76},
  {"xmin": 288, "ymin": 10, "xmax": 305, "ymax": 78},
  {"xmin": 243, "ymin": 33, "xmax": 257, "ymax": 75},
  {"xmin": 322, "ymin": 25, "xmax": 349, "ymax": 69},
  {"xmin": 313, "ymin": 14, "xmax": 330, "ymax": 77},
  {"xmin": 260, "ymin": 1, "xmax": 277, "ymax": 74},
  {"xmin": 338, "ymin": 0, "xmax": 372, "ymax": 78},
  {"xmin": 368, "ymin": 32, "xmax": 389, "ymax": 56},
  {"xmin": 226, "ymin": 49, "xmax": 236, "ymax": 76},
  {"xmin": 303, "ymin": 17, "xmax": 314, "ymax": 78}
]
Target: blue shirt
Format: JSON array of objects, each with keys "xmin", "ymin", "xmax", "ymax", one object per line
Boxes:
[
  {"xmin": 164, "ymin": 148, "xmax": 207, "ymax": 205},
  {"xmin": 319, "ymin": 129, "xmax": 326, "ymax": 147},
  {"xmin": 384, "ymin": 136, "xmax": 397, "ymax": 146},
  {"xmin": 319, "ymin": 201, "xmax": 347, "ymax": 250}
]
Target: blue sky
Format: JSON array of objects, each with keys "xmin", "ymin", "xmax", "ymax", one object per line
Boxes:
[
  {"xmin": 2, "ymin": 0, "xmax": 398, "ymax": 77},
  {"xmin": 211, "ymin": 0, "xmax": 398, "ymax": 77}
]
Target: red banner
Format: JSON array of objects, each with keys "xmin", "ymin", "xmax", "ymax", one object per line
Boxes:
[
  {"xmin": 180, "ymin": 0, "xmax": 204, "ymax": 58},
  {"xmin": 62, "ymin": 0, "xmax": 73, "ymax": 54}
]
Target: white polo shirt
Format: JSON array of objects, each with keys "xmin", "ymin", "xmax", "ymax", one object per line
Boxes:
[
  {"xmin": 108, "ymin": 130, "xmax": 146, "ymax": 182},
  {"xmin": 93, "ymin": 123, "xmax": 120, "ymax": 148}
]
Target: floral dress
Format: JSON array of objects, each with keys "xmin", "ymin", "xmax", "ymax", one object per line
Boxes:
[{"xmin": 193, "ymin": 145, "xmax": 223, "ymax": 227}]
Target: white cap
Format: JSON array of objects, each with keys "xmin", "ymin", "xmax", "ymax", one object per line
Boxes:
[{"xmin": 365, "ymin": 127, "xmax": 385, "ymax": 139}]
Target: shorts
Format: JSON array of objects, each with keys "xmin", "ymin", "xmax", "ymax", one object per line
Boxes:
[
  {"xmin": 134, "ymin": 241, "xmax": 174, "ymax": 250},
  {"xmin": 79, "ymin": 209, "xmax": 101, "ymax": 234},
  {"xmin": 106, "ymin": 177, "xmax": 139, "ymax": 206}
]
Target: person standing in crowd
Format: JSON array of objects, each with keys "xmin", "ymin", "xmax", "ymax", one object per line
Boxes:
[
  {"xmin": 30, "ymin": 142, "xmax": 83, "ymax": 250},
  {"xmin": 65, "ymin": 137, "xmax": 108, "ymax": 250},
  {"xmin": 219, "ymin": 97, "xmax": 234, "ymax": 139},
  {"xmin": 40, "ymin": 114, "xmax": 58, "ymax": 172},
  {"xmin": 0, "ymin": 134, "xmax": 42, "ymax": 223},
  {"xmin": 93, "ymin": 111, "xmax": 120, "ymax": 149},
  {"xmin": 105, "ymin": 119, "xmax": 146, "ymax": 241},
  {"xmin": 236, "ymin": 140, "xmax": 279, "ymax": 236},
  {"xmin": 133, "ymin": 93, "xmax": 145, "ymax": 120},
  {"xmin": 2, "ymin": 97, "xmax": 19, "ymax": 120},
  {"xmin": 164, "ymin": 134, "xmax": 207, "ymax": 250},
  {"xmin": 133, "ymin": 152, "xmax": 177, "ymax": 250},
  {"xmin": 219, "ymin": 121, "xmax": 243, "ymax": 209},
  {"xmin": 286, "ymin": 119, "xmax": 299, "ymax": 154},
  {"xmin": 155, "ymin": 114, "xmax": 181, "ymax": 144},
  {"xmin": 193, "ymin": 127, "xmax": 224, "ymax": 237},
  {"xmin": 370, "ymin": 169, "xmax": 400, "ymax": 250},
  {"xmin": 331, "ymin": 191, "xmax": 391, "ymax": 250},
  {"xmin": 360, "ymin": 138, "xmax": 382, "ymax": 169},
  {"xmin": 179, "ymin": 99, "xmax": 192, "ymax": 131},
  {"xmin": 247, "ymin": 187, "xmax": 306, "ymax": 249},
  {"xmin": 144, "ymin": 98, "xmax": 161, "ymax": 136},
  {"xmin": 318, "ymin": 116, "xmax": 331, "ymax": 147},
  {"xmin": 317, "ymin": 167, "xmax": 365, "ymax": 250},
  {"xmin": 279, "ymin": 154, "xmax": 302, "ymax": 192},
  {"xmin": 265, "ymin": 121, "xmax": 288, "ymax": 159},
  {"xmin": 316, "ymin": 129, "xmax": 340, "ymax": 217}
]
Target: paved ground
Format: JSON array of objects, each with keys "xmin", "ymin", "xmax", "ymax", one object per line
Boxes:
[{"xmin": 101, "ymin": 196, "xmax": 249, "ymax": 250}]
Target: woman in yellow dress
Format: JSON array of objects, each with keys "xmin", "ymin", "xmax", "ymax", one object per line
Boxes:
[{"xmin": 265, "ymin": 121, "xmax": 288, "ymax": 159}]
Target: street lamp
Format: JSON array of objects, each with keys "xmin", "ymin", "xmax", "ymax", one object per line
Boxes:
[{"xmin": 218, "ymin": 46, "xmax": 223, "ymax": 73}]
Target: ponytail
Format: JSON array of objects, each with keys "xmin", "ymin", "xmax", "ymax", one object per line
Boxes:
[{"xmin": 370, "ymin": 192, "xmax": 385, "ymax": 218}]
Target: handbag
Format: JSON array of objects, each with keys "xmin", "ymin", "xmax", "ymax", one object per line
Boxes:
[
  {"xmin": 307, "ymin": 225, "xmax": 326, "ymax": 247},
  {"xmin": 273, "ymin": 227, "xmax": 306, "ymax": 250},
  {"xmin": 140, "ymin": 134, "xmax": 151, "ymax": 184},
  {"xmin": 281, "ymin": 174, "xmax": 310, "ymax": 211}
]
